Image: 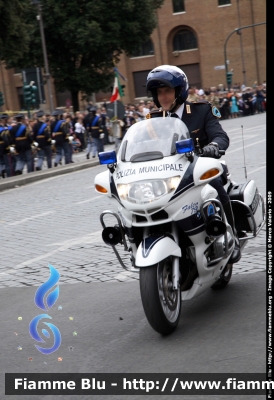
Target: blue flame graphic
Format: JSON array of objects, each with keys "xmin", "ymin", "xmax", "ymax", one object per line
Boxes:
[
  {"xmin": 34, "ymin": 264, "xmax": 60, "ymax": 310},
  {"xmin": 29, "ymin": 314, "xmax": 61, "ymax": 355}
]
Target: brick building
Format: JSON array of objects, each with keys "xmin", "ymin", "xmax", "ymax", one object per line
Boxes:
[
  {"xmin": 0, "ymin": 0, "xmax": 266, "ymax": 112},
  {"xmin": 117, "ymin": 0, "xmax": 266, "ymax": 105}
]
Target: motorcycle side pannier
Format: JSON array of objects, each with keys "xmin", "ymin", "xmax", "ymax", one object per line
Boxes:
[{"xmin": 229, "ymin": 180, "xmax": 264, "ymax": 233}]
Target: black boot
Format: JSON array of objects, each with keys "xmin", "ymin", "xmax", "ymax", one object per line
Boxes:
[
  {"xmin": 1, "ymin": 170, "xmax": 6, "ymax": 179},
  {"xmin": 86, "ymin": 154, "xmax": 90, "ymax": 159},
  {"xmin": 36, "ymin": 167, "xmax": 41, "ymax": 171},
  {"xmin": 54, "ymin": 162, "xmax": 58, "ymax": 167},
  {"xmin": 223, "ymin": 201, "xmax": 241, "ymax": 263}
]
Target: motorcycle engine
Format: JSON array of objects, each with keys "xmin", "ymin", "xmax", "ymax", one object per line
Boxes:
[{"xmin": 207, "ymin": 232, "xmax": 234, "ymax": 261}]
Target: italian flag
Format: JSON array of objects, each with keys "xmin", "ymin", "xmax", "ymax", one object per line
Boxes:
[{"xmin": 110, "ymin": 72, "xmax": 124, "ymax": 103}]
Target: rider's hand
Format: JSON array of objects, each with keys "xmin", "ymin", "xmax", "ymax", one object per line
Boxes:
[{"xmin": 201, "ymin": 143, "xmax": 221, "ymax": 159}]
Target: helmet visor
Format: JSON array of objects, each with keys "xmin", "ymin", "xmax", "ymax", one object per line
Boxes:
[{"xmin": 146, "ymin": 70, "xmax": 180, "ymax": 91}]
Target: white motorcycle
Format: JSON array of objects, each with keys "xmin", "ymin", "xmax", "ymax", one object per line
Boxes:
[{"xmin": 94, "ymin": 116, "xmax": 265, "ymax": 335}]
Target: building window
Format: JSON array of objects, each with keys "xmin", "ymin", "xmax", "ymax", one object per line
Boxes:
[
  {"xmin": 218, "ymin": 0, "xmax": 231, "ymax": 5},
  {"xmin": 173, "ymin": 0, "xmax": 185, "ymax": 13},
  {"xmin": 130, "ymin": 39, "xmax": 154, "ymax": 58},
  {"xmin": 178, "ymin": 64, "xmax": 201, "ymax": 89},
  {"xmin": 133, "ymin": 70, "xmax": 152, "ymax": 98},
  {"xmin": 173, "ymin": 29, "xmax": 197, "ymax": 52}
]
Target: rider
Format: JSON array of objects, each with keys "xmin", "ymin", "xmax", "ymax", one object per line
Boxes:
[{"xmin": 146, "ymin": 64, "xmax": 241, "ymax": 264}]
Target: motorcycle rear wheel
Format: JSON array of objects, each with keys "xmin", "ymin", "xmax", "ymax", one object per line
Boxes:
[
  {"xmin": 139, "ymin": 257, "xmax": 181, "ymax": 335},
  {"xmin": 211, "ymin": 263, "xmax": 233, "ymax": 290}
]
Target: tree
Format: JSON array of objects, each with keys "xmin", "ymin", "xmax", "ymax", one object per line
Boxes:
[
  {"xmin": 0, "ymin": 0, "xmax": 32, "ymax": 63},
  {"xmin": 1, "ymin": 0, "xmax": 164, "ymax": 111}
]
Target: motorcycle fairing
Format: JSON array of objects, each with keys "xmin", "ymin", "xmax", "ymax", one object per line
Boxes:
[
  {"xmin": 176, "ymin": 214, "xmax": 205, "ymax": 236},
  {"xmin": 169, "ymin": 156, "xmax": 198, "ymax": 202},
  {"xmin": 110, "ymin": 174, "xmax": 123, "ymax": 205}
]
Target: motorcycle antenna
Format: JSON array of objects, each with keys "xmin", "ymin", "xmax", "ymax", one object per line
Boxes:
[{"xmin": 241, "ymin": 124, "xmax": 248, "ymax": 180}]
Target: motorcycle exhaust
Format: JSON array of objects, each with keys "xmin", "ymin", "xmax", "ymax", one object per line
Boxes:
[
  {"xmin": 205, "ymin": 214, "xmax": 227, "ymax": 237},
  {"xmin": 102, "ymin": 225, "xmax": 123, "ymax": 246}
]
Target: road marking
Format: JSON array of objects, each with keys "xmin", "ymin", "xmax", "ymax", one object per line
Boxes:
[
  {"xmin": 46, "ymin": 230, "xmax": 103, "ymax": 247},
  {"xmin": 0, "ymin": 269, "xmax": 17, "ymax": 276},
  {"xmin": 76, "ymin": 195, "xmax": 102, "ymax": 204},
  {"xmin": 13, "ymin": 231, "xmax": 104, "ymax": 268},
  {"xmin": 9, "ymin": 165, "xmax": 103, "ymax": 189},
  {"xmin": 31, "ymin": 176, "xmax": 63, "ymax": 185},
  {"xmin": 225, "ymin": 124, "xmax": 266, "ymax": 134},
  {"xmin": 225, "ymin": 139, "xmax": 266, "ymax": 154},
  {"xmin": 8, "ymin": 211, "xmax": 56, "ymax": 226},
  {"xmin": 245, "ymin": 165, "xmax": 266, "ymax": 174}
]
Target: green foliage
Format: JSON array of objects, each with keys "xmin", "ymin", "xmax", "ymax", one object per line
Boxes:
[
  {"xmin": 1, "ymin": 0, "xmax": 164, "ymax": 110},
  {"xmin": 0, "ymin": 0, "xmax": 33, "ymax": 63}
]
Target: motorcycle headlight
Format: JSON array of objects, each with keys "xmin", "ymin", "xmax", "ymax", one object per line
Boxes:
[{"xmin": 117, "ymin": 176, "xmax": 181, "ymax": 204}]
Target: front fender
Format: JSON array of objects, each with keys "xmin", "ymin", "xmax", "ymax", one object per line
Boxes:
[{"xmin": 135, "ymin": 234, "xmax": 181, "ymax": 267}]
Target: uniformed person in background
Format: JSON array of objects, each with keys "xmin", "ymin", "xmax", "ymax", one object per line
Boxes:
[
  {"xmin": 83, "ymin": 107, "xmax": 93, "ymax": 159},
  {"xmin": 0, "ymin": 113, "xmax": 14, "ymax": 178},
  {"xmin": 51, "ymin": 110, "xmax": 70, "ymax": 166},
  {"xmin": 84, "ymin": 106, "xmax": 104, "ymax": 158},
  {"xmin": 10, "ymin": 114, "xmax": 35, "ymax": 175},
  {"xmin": 32, "ymin": 110, "xmax": 52, "ymax": 170},
  {"xmin": 146, "ymin": 64, "xmax": 241, "ymax": 264}
]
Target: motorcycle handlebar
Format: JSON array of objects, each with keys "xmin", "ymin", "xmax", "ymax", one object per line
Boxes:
[{"xmin": 196, "ymin": 149, "xmax": 226, "ymax": 157}]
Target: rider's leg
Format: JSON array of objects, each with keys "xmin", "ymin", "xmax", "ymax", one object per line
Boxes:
[
  {"xmin": 210, "ymin": 177, "xmax": 241, "ymax": 264},
  {"xmin": 222, "ymin": 200, "xmax": 241, "ymax": 263}
]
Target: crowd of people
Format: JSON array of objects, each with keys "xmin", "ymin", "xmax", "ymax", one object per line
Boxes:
[
  {"xmin": 0, "ymin": 106, "xmax": 108, "ymax": 178},
  {"xmin": 0, "ymin": 81, "xmax": 266, "ymax": 179}
]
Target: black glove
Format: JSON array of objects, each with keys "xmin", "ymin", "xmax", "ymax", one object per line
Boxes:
[{"xmin": 201, "ymin": 144, "xmax": 221, "ymax": 159}]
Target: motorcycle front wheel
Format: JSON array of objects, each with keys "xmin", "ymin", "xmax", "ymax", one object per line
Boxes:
[{"xmin": 139, "ymin": 257, "xmax": 181, "ymax": 335}]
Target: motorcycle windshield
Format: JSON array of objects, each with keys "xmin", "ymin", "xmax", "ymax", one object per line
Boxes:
[{"xmin": 120, "ymin": 117, "xmax": 190, "ymax": 162}]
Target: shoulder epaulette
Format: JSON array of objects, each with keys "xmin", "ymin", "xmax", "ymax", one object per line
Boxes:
[
  {"xmin": 192, "ymin": 100, "xmax": 211, "ymax": 105},
  {"xmin": 145, "ymin": 109, "xmax": 164, "ymax": 119}
]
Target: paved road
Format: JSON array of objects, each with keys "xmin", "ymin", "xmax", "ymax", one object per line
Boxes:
[
  {"xmin": 0, "ymin": 113, "xmax": 267, "ymax": 286},
  {"xmin": 0, "ymin": 271, "xmax": 266, "ymax": 400},
  {"xmin": 0, "ymin": 113, "xmax": 267, "ymax": 400}
]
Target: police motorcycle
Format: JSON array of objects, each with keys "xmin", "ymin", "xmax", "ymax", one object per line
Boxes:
[{"xmin": 94, "ymin": 116, "xmax": 265, "ymax": 335}]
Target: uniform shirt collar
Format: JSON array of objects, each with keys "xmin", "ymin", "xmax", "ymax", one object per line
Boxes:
[{"xmin": 168, "ymin": 103, "xmax": 184, "ymax": 119}]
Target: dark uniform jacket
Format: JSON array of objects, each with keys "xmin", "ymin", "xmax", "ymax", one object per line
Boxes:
[
  {"xmin": 10, "ymin": 123, "xmax": 33, "ymax": 152},
  {"xmin": 0, "ymin": 124, "xmax": 12, "ymax": 156},
  {"xmin": 32, "ymin": 121, "xmax": 51, "ymax": 148},
  {"xmin": 84, "ymin": 114, "xmax": 103, "ymax": 139},
  {"xmin": 148, "ymin": 101, "xmax": 229, "ymax": 151},
  {"xmin": 51, "ymin": 119, "xmax": 70, "ymax": 145},
  {"xmin": 83, "ymin": 113, "xmax": 92, "ymax": 141}
]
